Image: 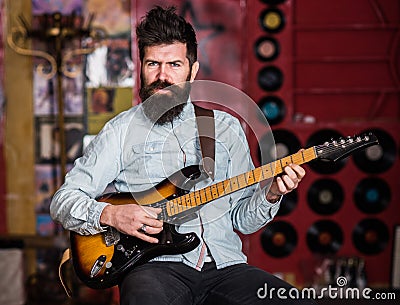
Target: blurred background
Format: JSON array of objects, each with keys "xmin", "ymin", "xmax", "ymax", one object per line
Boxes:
[{"xmin": 0, "ymin": 0, "xmax": 399, "ymax": 304}]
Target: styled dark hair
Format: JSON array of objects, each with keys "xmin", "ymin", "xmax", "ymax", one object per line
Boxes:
[{"xmin": 136, "ymin": 6, "xmax": 197, "ymax": 67}]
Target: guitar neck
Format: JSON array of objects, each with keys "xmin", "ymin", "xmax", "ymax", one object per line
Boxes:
[{"xmin": 164, "ymin": 146, "xmax": 317, "ymax": 218}]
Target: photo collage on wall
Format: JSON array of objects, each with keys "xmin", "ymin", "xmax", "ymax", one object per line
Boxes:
[{"xmin": 32, "ymin": 0, "xmax": 134, "ymax": 239}]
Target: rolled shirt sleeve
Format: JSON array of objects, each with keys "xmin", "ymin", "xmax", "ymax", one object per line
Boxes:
[{"xmin": 50, "ymin": 120, "xmax": 122, "ymax": 235}]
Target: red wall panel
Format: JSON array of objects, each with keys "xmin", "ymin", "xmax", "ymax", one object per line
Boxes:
[
  {"xmin": 244, "ymin": 0, "xmax": 400, "ymax": 289},
  {"xmin": 246, "ymin": 122, "xmax": 399, "ymax": 287}
]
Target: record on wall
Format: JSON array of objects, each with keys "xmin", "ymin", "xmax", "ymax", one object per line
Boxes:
[
  {"xmin": 307, "ymin": 179, "xmax": 344, "ymax": 215},
  {"xmin": 254, "ymin": 37, "xmax": 280, "ymax": 62},
  {"xmin": 259, "ymin": 8, "xmax": 285, "ymax": 33},
  {"xmin": 258, "ymin": 129, "xmax": 301, "ymax": 165},
  {"xmin": 352, "ymin": 128, "xmax": 397, "ymax": 174},
  {"xmin": 258, "ymin": 96, "xmax": 285, "ymax": 125},
  {"xmin": 354, "ymin": 177, "xmax": 391, "ymax": 214},
  {"xmin": 258, "ymin": 66, "xmax": 283, "ymax": 91},
  {"xmin": 261, "ymin": 221, "xmax": 297, "ymax": 257},
  {"xmin": 352, "ymin": 218, "xmax": 389, "ymax": 255},
  {"xmin": 306, "ymin": 220, "xmax": 344, "ymax": 254},
  {"xmin": 306, "ymin": 129, "xmax": 347, "ymax": 174}
]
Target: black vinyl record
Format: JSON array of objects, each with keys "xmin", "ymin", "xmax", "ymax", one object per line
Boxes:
[
  {"xmin": 306, "ymin": 220, "xmax": 343, "ymax": 254},
  {"xmin": 307, "ymin": 179, "xmax": 344, "ymax": 215},
  {"xmin": 258, "ymin": 66, "xmax": 283, "ymax": 91},
  {"xmin": 259, "ymin": 8, "xmax": 286, "ymax": 33},
  {"xmin": 254, "ymin": 37, "xmax": 280, "ymax": 62},
  {"xmin": 261, "ymin": 221, "xmax": 298, "ymax": 257},
  {"xmin": 352, "ymin": 128, "xmax": 397, "ymax": 174},
  {"xmin": 354, "ymin": 177, "xmax": 391, "ymax": 214},
  {"xmin": 258, "ymin": 129, "xmax": 301, "ymax": 165},
  {"xmin": 277, "ymin": 189, "xmax": 297, "ymax": 216},
  {"xmin": 306, "ymin": 129, "xmax": 347, "ymax": 174},
  {"xmin": 352, "ymin": 218, "xmax": 389, "ymax": 255},
  {"xmin": 258, "ymin": 96, "xmax": 285, "ymax": 125}
]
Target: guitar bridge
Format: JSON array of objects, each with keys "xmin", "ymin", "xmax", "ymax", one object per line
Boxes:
[{"xmin": 104, "ymin": 227, "xmax": 120, "ymax": 246}]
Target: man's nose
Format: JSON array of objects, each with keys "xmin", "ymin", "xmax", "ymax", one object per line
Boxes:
[{"xmin": 158, "ymin": 65, "xmax": 168, "ymax": 81}]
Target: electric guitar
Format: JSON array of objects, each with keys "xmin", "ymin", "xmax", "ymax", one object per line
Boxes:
[{"xmin": 70, "ymin": 133, "xmax": 378, "ymax": 289}]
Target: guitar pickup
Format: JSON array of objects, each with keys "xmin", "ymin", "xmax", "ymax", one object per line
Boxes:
[
  {"xmin": 90, "ymin": 255, "xmax": 107, "ymax": 278},
  {"xmin": 104, "ymin": 227, "xmax": 121, "ymax": 246}
]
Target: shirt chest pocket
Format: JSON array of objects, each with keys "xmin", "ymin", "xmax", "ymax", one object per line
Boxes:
[
  {"xmin": 194, "ymin": 140, "xmax": 230, "ymax": 180},
  {"xmin": 131, "ymin": 141, "xmax": 178, "ymax": 179}
]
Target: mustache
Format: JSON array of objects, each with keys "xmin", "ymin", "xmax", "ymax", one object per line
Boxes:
[{"xmin": 146, "ymin": 79, "xmax": 174, "ymax": 93}]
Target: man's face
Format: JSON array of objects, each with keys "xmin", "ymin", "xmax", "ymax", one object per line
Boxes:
[
  {"xmin": 142, "ymin": 42, "xmax": 195, "ymax": 87},
  {"xmin": 140, "ymin": 43, "xmax": 199, "ymax": 125}
]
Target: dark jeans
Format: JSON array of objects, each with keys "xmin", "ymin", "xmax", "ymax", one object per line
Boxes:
[{"xmin": 119, "ymin": 261, "xmax": 317, "ymax": 305}]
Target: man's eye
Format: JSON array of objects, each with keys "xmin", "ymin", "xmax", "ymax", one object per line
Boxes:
[
  {"xmin": 148, "ymin": 62, "xmax": 158, "ymax": 66},
  {"xmin": 170, "ymin": 63, "xmax": 180, "ymax": 67}
]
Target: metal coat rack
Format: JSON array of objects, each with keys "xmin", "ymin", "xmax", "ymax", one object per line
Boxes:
[{"xmin": 7, "ymin": 12, "xmax": 106, "ymax": 183}]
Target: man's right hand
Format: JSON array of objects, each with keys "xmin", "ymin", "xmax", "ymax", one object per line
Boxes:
[{"xmin": 100, "ymin": 204, "xmax": 163, "ymax": 243}]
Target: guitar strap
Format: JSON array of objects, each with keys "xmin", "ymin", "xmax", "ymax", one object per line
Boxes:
[{"xmin": 194, "ymin": 104, "xmax": 215, "ymax": 180}]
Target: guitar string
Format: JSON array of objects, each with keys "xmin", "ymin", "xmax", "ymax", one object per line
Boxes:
[
  {"xmin": 160, "ymin": 149, "xmax": 311, "ymax": 221},
  {"xmin": 157, "ymin": 137, "xmax": 373, "ymax": 222}
]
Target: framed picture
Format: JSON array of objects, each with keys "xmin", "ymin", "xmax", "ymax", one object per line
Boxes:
[{"xmin": 35, "ymin": 116, "xmax": 85, "ymax": 164}]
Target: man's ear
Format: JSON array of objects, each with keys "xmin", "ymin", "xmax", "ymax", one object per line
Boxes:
[{"xmin": 189, "ymin": 61, "xmax": 199, "ymax": 82}]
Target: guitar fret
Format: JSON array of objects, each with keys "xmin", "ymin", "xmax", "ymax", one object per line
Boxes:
[
  {"xmin": 270, "ymin": 161, "xmax": 278, "ymax": 176},
  {"xmin": 217, "ymin": 181, "xmax": 226, "ymax": 196},
  {"xmin": 166, "ymin": 200, "xmax": 173, "ymax": 216},
  {"xmin": 237, "ymin": 174, "xmax": 247, "ymax": 188},
  {"xmin": 301, "ymin": 149, "xmax": 305, "ymax": 162},
  {"xmin": 184, "ymin": 194, "xmax": 191, "ymax": 209},
  {"xmin": 226, "ymin": 178, "xmax": 233, "ymax": 193},
  {"xmin": 253, "ymin": 168, "xmax": 262, "ymax": 183},
  {"xmin": 211, "ymin": 184, "xmax": 219, "ymax": 199},
  {"xmin": 222, "ymin": 179, "xmax": 232, "ymax": 195},
  {"xmin": 260, "ymin": 166, "xmax": 266, "ymax": 180},
  {"xmin": 246, "ymin": 170, "xmax": 256, "ymax": 185},
  {"xmin": 281, "ymin": 156, "xmax": 291, "ymax": 167},
  {"xmin": 182, "ymin": 194, "xmax": 188, "ymax": 209},
  {"xmin": 261, "ymin": 165, "xmax": 270, "ymax": 180},
  {"xmin": 181, "ymin": 195, "xmax": 187, "ymax": 210},
  {"xmin": 199, "ymin": 189, "xmax": 207, "ymax": 203},
  {"xmin": 292, "ymin": 151, "xmax": 302, "ymax": 164},
  {"xmin": 178, "ymin": 197, "xmax": 185, "ymax": 213},
  {"xmin": 172, "ymin": 199, "xmax": 178, "ymax": 215},
  {"xmin": 189, "ymin": 192, "xmax": 196, "ymax": 207},
  {"xmin": 195, "ymin": 190, "xmax": 201, "ymax": 206},
  {"xmin": 300, "ymin": 151, "xmax": 307, "ymax": 162},
  {"xmin": 230, "ymin": 176, "xmax": 239, "ymax": 192},
  {"xmin": 205, "ymin": 186, "xmax": 213, "ymax": 201}
]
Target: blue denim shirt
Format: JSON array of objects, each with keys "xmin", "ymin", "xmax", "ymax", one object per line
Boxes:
[{"xmin": 50, "ymin": 101, "xmax": 281, "ymax": 270}]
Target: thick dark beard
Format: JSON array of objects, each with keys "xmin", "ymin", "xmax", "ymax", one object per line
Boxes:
[{"xmin": 140, "ymin": 79, "xmax": 191, "ymax": 125}]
